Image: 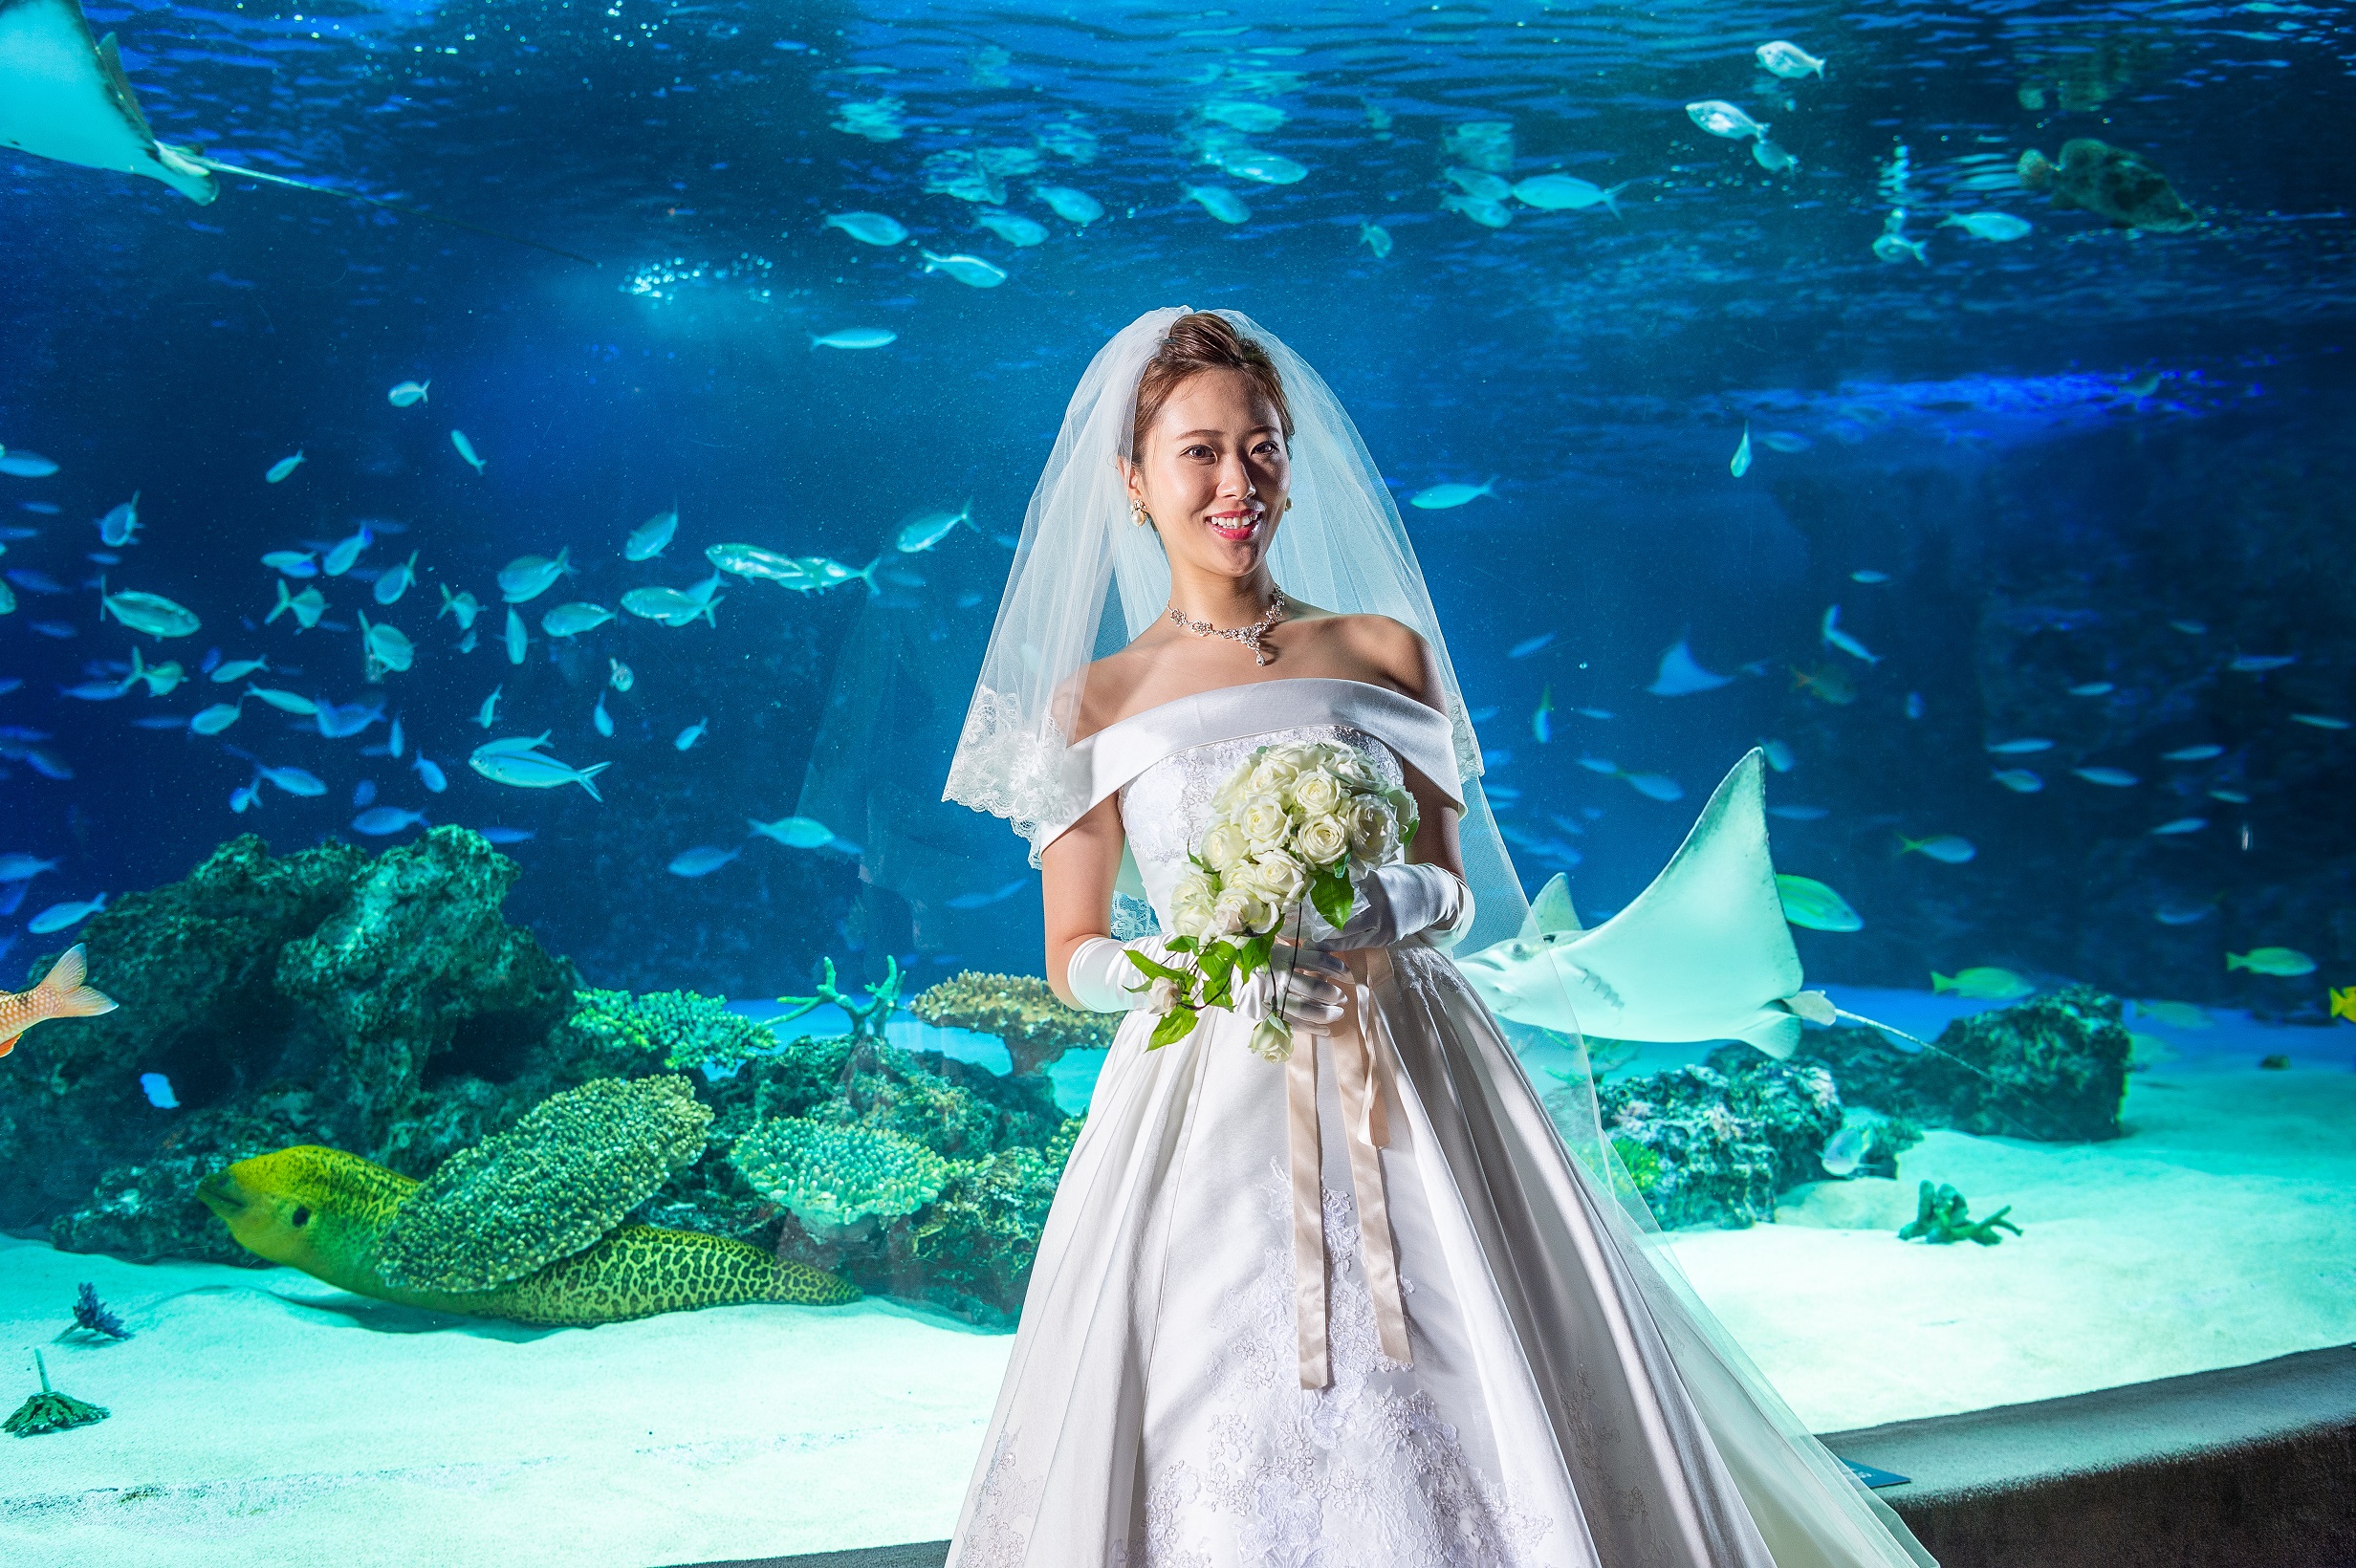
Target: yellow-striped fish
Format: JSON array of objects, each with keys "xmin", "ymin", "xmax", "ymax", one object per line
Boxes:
[{"xmin": 0, "ymin": 945, "xmax": 117, "ymax": 1058}]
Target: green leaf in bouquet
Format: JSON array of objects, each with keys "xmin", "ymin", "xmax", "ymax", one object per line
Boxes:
[
  {"xmin": 1165, "ymin": 934, "xmax": 1199, "ymax": 953},
  {"xmin": 1401, "ymin": 812, "xmax": 1419, "ymax": 849},
  {"xmin": 1122, "ymin": 947, "xmax": 1195, "ymax": 985},
  {"xmin": 1149, "ymin": 1006, "xmax": 1199, "ymax": 1049},
  {"xmin": 1235, "ymin": 929, "xmax": 1275, "ymax": 977},
  {"xmin": 1311, "ymin": 865, "xmax": 1356, "ymax": 931},
  {"xmin": 1188, "ymin": 850, "xmax": 1217, "ymax": 875}
]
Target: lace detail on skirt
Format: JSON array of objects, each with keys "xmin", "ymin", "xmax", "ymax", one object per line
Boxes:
[
  {"xmin": 1117, "ymin": 1156, "xmax": 1557, "ymax": 1567},
  {"xmin": 959, "ymin": 1423, "xmax": 1045, "ymax": 1568}
]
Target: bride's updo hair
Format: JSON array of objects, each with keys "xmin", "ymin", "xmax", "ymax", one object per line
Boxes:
[{"xmin": 1129, "ymin": 311, "xmax": 1296, "ymax": 461}]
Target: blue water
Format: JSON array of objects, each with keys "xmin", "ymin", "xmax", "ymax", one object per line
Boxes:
[{"xmin": 3, "ymin": 0, "xmax": 2351, "ymax": 1007}]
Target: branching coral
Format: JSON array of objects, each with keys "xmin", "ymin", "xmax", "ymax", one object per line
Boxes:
[
  {"xmin": 730, "ymin": 1116, "xmax": 951, "ymax": 1232},
  {"xmin": 776, "ymin": 956, "xmax": 905, "ymax": 1041},
  {"xmin": 909, "ymin": 971, "xmax": 1115, "ymax": 1077},
  {"xmin": 569, "ymin": 988, "xmax": 780, "ymax": 1073},
  {"xmin": 1898, "ymin": 1180, "xmax": 2022, "ymax": 1245},
  {"xmin": 374, "ymin": 1075, "xmax": 711, "ymax": 1293}
]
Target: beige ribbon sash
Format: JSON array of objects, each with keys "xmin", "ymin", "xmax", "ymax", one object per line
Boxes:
[{"xmin": 1285, "ymin": 946, "xmax": 1412, "ymax": 1388}]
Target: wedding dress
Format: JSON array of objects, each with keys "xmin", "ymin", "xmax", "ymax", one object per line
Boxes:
[{"xmin": 943, "ymin": 678, "xmax": 1936, "ymax": 1568}]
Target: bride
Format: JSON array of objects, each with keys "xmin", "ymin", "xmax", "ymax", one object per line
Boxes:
[{"xmin": 940, "ymin": 308, "xmax": 1938, "ymax": 1568}]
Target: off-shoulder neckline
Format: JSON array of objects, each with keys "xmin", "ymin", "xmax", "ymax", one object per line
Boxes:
[{"xmin": 1070, "ymin": 676, "xmax": 1443, "ymax": 748}]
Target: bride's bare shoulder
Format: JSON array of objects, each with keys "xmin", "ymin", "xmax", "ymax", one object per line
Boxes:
[
  {"xmin": 1298, "ymin": 613, "xmax": 1444, "ymax": 708},
  {"xmin": 1065, "ymin": 644, "xmax": 1156, "ymax": 742}
]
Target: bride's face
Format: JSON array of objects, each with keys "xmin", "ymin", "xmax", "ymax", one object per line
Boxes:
[{"xmin": 1123, "ymin": 368, "xmax": 1291, "ymax": 581}]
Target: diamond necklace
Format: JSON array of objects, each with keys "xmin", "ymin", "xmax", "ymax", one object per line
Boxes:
[{"xmin": 1167, "ymin": 586, "xmax": 1288, "ymax": 665}]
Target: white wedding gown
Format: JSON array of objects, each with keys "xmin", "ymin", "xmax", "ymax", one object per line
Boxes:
[{"xmin": 945, "ymin": 678, "xmax": 1936, "ymax": 1568}]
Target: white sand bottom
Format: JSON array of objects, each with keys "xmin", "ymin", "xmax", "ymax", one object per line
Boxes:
[
  {"xmin": 5, "ymin": 1004, "xmax": 2350, "ymax": 1566},
  {"xmin": 1666, "ymin": 1042, "xmax": 2356, "ymax": 1431},
  {"xmin": 0, "ymin": 1246, "xmax": 1012, "ymax": 1568}
]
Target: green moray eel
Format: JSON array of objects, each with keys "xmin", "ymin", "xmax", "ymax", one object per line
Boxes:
[{"xmin": 197, "ymin": 1145, "xmax": 860, "ymax": 1325}]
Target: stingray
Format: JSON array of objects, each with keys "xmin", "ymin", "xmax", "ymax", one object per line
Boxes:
[
  {"xmin": 1459, "ymin": 749, "xmax": 1840, "ymax": 1057},
  {"xmin": 0, "ymin": 0, "xmax": 593, "ymax": 264}
]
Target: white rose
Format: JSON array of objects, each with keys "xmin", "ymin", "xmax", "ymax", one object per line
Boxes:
[
  {"xmin": 1210, "ymin": 769, "xmax": 1253, "ymax": 815},
  {"xmin": 1238, "ymin": 793, "xmax": 1293, "ymax": 847},
  {"xmin": 1148, "ymin": 976, "xmax": 1180, "ymax": 1013},
  {"xmin": 1211, "ymin": 885, "xmax": 1272, "ymax": 937},
  {"xmin": 1296, "ymin": 814, "xmax": 1350, "ymax": 867},
  {"xmin": 1326, "ymin": 749, "xmax": 1376, "ymax": 789},
  {"xmin": 1292, "ymin": 768, "xmax": 1343, "ymax": 816},
  {"xmin": 1200, "ymin": 821, "xmax": 1249, "ymax": 874},
  {"xmin": 1176, "ymin": 868, "xmax": 1217, "ymax": 906},
  {"xmin": 1248, "ymin": 1015, "xmax": 1296, "ymax": 1063},
  {"xmin": 1174, "ymin": 899, "xmax": 1218, "ymax": 942},
  {"xmin": 1242, "ymin": 848, "xmax": 1307, "ymax": 905},
  {"xmin": 1246, "ymin": 752, "xmax": 1301, "ymax": 795},
  {"xmin": 1344, "ymin": 795, "xmax": 1396, "ymax": 859}
]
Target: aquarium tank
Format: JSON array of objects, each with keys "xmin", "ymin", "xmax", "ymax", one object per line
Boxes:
[{"xmin": 0, "ymin": 0, "xmax": 2349, "ymax": 1562}]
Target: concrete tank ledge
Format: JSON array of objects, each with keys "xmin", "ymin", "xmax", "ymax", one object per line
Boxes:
[{"xmin": 679, "ymin": 1343, "xmax": 2356, "ymax": 1568}]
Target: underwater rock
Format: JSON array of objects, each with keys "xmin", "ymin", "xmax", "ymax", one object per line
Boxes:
[
  {"xmin": 2018, "ymin": 140, "xmax": 2199, "ymax": 233},
  {"xmin": 275, "ymin": 827, "xmax": 579, "ymax": 1157},
  {"xmin": 376, "ymin": 1075, "xmax": 711, "ymax": 1295},
  {"xmin": 1799, "ymin": 985, "xmax": 2131, "ymax": 1142},
  {"xmin": 49, "ymin": 1085, "xmax": 328, "ymax": 1265},
  {"xmin": 1581, "ymin": 1055, "xmax": 1843, "ymax": 1229},
  {"xmin": 197, "ymin": 1083, "xmax": 857, "ymax": 1328},
  {"xmin": 908, "ymin": 970, "xmax": 1114, "ymax": 1077}
]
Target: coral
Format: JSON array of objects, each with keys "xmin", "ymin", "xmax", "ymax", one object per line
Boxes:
[
  {"xmin": 1799, "ymin": 985, "xmax": 2131, "ymax": 1142},
  {"xmin": 375, "ymin": 1076, "xmax": 712, "ymax": 1295},
  {"xmin": 6, "ymin": 1351, "xmax": 108, "ymax": 1436},
  {"xmin": 1581, "ymin": 1055, "xmax": 1843, "ymax": 1229},
  {"xmin": 731, "ymin": 1116, "xmax": 952, "ymax": 1231},
  {"xmin": 1609, "ymin": 1135, "xmax": 1663, "ymax": 1194},
  {"xmin": 69, "ymin": 1283, "xmax": 130, "ymax": 1341},
  {"xmin": 275, "ymin": 827, "xmax": 580, "ymax": 1156},
  {"xmin": 567, "ymin": 988, "xmax": 779, "ymax": 1074},
  {"xmin": 1898, "ymin": 1180, "xmax": 2022, "ymax": 1245},
  {"xmin": 909, "ymin": 970, "xmax": 1115, "ymax": 1077},
  {"xmin": 775, "ymin": 955, "xmax": 905, "ymax": 1041}
]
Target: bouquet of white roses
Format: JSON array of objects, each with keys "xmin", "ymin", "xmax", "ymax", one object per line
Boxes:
[{"xmin": 1122, "ymin": 739, "xmax": 1418, "ymax": 1062}]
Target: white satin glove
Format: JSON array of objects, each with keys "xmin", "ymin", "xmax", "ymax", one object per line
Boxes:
[
  {"xmin": 1301, "ymin": 862, "xmax": 1474, "ymax": 953},
  {"xmin": 1229, "ymin": 943, "xmax": 1349, "ymax": 1039},
  {"xmin": 1064, "ymin": 935, "xmax": 1183, "ymax": 1013}
]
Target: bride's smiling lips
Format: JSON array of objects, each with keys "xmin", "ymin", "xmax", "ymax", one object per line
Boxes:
[{"xmin": 1204, "ymin": 506, "xmax": 1263, "ymax": 542}]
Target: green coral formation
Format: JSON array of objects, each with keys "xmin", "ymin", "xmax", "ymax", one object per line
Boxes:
[
  {"xmin": 909, "ymin": 970, "xmax": 1115, "ymax": 1077},
  {"xmin": 568, "ymin": 988, "xmax": 780, "ymax": 1073},
  {"xmin": 731, "ymin": 1117, "xmax": 952, "ymax": 1231},
  {"xmin": 1609, "ymin": 1135, "xmax": 1664, "ymax": 1195},
  {"xmin": 1898, "ymin": 1180, "xmax": 2023, "ymax": 1246},
  {"xmin": 377, "ymin": 1076, "xmax": 712, "ymax": 1294},
  {"xmin": 1799, "ymin": 985, "xmax": 2131, "ymax": 1143},
  {"xmin": 6, "ymin": 1352, "xmax": 107, "ymax": 1438}
]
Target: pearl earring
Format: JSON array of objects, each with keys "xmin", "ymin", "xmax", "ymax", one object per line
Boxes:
[{"xmin": 1130, "ymin": 500, "xmax": 1150, "ymax": 528}]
